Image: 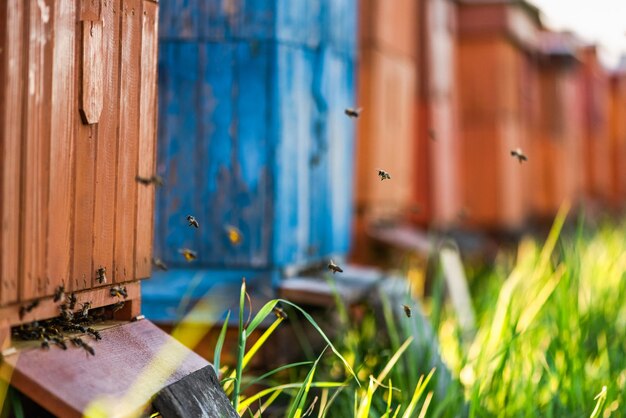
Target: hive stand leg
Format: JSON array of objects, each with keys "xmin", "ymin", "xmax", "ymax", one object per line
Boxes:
[{"xmin": 113, "ymin": 296, "xmax": 141, "ymax": 321}]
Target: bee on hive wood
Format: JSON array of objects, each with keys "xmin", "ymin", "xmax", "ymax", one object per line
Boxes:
[
  {"xmin": 111, "ymin": 300, "xmax": 125, "ymax": 313},
  {"xmin": 86, "ymin": 327, "xmax": 102, "ymax": 341},
  {"xmin": 53, "ymin": 284, "xmax": 65, "ymax": 303},
  {"xmin": 272, "ymin": 306, "xmax": 288, "ymax": 320},
  {"xmin": 402, "ymin": 304, "xmax": 412, "ymax": 318},
  {"xmin": 225, "ymin": 225, "xmax": 243, "ymax": 246},
  {"xmin": 96, "ymin": 266, "xmax": 107, "ymax": 284},
  {"xmin": 186, "ymin": 215, "xmax": 199, "ymax": 228},
  {"xmin": 178, "ymin": 248, "xmax": 197, "ymax": 262},
  {"xmin": 344, "ymin": 107, "xmax": 362, "ymax": 118},
  {"xmin": 71, "ymin": 337, "xmax": 95, "ymax": 356},
  {"xmin": 152, "ymin": 257, "xmax": 168, "ymax": 271},
  {"xmin": 19, "ymin": 300, "xmax": 39, "ymax": 320},
  {"xmin": 80, "ymin": 302, "xmax": 92, "ymax": 318},
  {"xmin": 510, "ymin": 148, "xmax": 528, "ymax": 163},
  {"xmin": 110, "ymin": 285, "xmax": 128, "ymax": 299},
  {"xmin": 41, "ymin": 339, "xmax": 50, "ymax": 350},
  {"xmin": 136, "ymin": 175, "xmax": 152, "ymax": 185},
  {"xmin": 327, "ymin": 260, "xmax": 343, "ymax": 274},
  {"xmin": 67, "ymin": 293, "xmax": 78, "ymax": 310},
  {"xmin": 136, "ymin": 174, "xmax": 164, "ymax": 187},
  {"xmin": 377, "ymin": 169, "xmax": 391, "ymax": 181},
  {"xmin": 51, "ymin": 337, "xmax": 67, "ymax": 350}
]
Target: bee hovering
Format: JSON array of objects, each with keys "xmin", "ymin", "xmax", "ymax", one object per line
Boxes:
[
  {"xmin": 96, "ymin": 266, "xmax": 107, "ymax": 284},
  {"xmin": 152, "ymin": 257, "xmax": 168, "ymax": 271},
  {"xmin": 402, "ymin": 304, "xmax": 412, "ymax": 318},
  {"xmin": 225, "ymin": 225, "xmax": 243, "ymax": 246},
  {"xmin": 510, "ymin": 148, "xmax": 528, "ymax": 164},
  {"xmin": 186, "ymin": 215, "xmax": 199, "ymax": 228},
  {"xmin": 344, "ymin": 107, "xmax": 362, "ymax": 119},
  {"xmin": 327, "ymin": 259, "xmax": 344, "ymax": 274},
  {"xmin": 136, "ymin": 174, "xmax": 165, "ymax": 187},
  {"xmin": 377, "ymin": 169, "xmax": 391, "ymax": 181},
  {"xmin": 179, "ymin": 248, "xmax": 198, "ymax": 262}
]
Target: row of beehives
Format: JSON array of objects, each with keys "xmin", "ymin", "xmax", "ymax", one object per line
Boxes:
[{"xmin": 355, "ymin": 0, "xmax": 626, "ymax": 238}]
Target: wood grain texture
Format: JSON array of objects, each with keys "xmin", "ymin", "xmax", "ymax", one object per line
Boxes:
[
  {"xmin": 21, "ymin": 0, "xmax": 54, "ymax": 300},
  {"xmin": 114, "ymin": 0, "xmax": 141, "ymax": 282},
  {"xmin": 93, "ymin": 0, "xmax": 121, "ymax": 289},
  {"xmin": 0, "ymin": 0, "xmax": 25, "ymax": 305},
  {"xmin": 3, "ymin": 320, "xmax": 209, "ymax": 418},
  {"xmin": 135, "ymin": 0, "xmax": 158, "ymax": 279},
  {"xmin": 79, "ymin": 19, "xmax": 103, "ymax": 124},
  {"xmin": 47, "ymin": 0, "xmax": 77, "ymax": 295}
]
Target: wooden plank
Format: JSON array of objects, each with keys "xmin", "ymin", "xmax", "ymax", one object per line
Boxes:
[
  {"xmin": 78, "ymin": 19, "xmax": 103, "ymax": 124},
  {"xmin": 93, "ymin": 0, "xmax": 121, "ymax": 288},
  {"xmin": 47, "ymin": 0, "xmax": 77, "ymax": 297},
  {"xmin": 2, "ymin": 320, "xmax": 210, "ymax": 418},
  {"xmin": 114, "ymin": 0, "xmax": 142, "ymax": 282},
  {"xmin": 0, "ymin": 281, "xmax": 141, "ymax": 327},
  {"xmin": 135, "ymin": 0, "xmax": 158, "ymax": 279},
  {"xmin": 0, "ymin": 0, "xmax": 25, "ymax": 306},
  {"xmin": 21, "ymin": 0, "xmax": 54, "ymax": 300}
]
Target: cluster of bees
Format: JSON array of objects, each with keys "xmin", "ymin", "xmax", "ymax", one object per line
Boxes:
[{"xmin": 13, "ymin": 282, "xmax": 130, "ymax": 356}]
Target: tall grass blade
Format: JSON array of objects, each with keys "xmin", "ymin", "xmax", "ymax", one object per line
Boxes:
[
  {"xmin": 401, "ymin": 368, "xmax": 435, "ymax": 418},
  {"xmin": 590, "ymin": 386, "xmax": 607, "ymax": 418},
  {"xmin": 417, "ymin": 391, "xmax": 433, "ymax": 418},
  {"xmin": 232, "ymin": 279, "xmax": 247, "ymax": 410},
  {"xmin": 213, "ymin": 310, "xmax": 231, "ymax": 376},
  {"xmin": 288, "ymin": 346, "xmax": 328, "ymax": 418}
]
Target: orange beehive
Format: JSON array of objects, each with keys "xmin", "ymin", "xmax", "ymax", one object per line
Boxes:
[
  {"xmin": 352, "ymin": 0, "xmax": 419, "ymax": 261},
  {"xmin": 414, "ymin": 0, "xmax": 461, "ymax": 228},
  {"xmin": 609, "ymin": 70, "xmax": 626, "ymax": 208},
  {"xmin": 456, "ymin": 0, "xmax": 541, "ymax": 230},
  {"xmin": 580, "ymin": 46, "xmax": 612, "ymax": 204},
  {"xmin": 532, "ymin": 31, "xmax": 584, "ymax": 218}
]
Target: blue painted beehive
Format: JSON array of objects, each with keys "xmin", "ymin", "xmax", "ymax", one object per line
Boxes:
[{"xmin": 143, "ymin": 0, "xmax": 357, "ymax": 321}]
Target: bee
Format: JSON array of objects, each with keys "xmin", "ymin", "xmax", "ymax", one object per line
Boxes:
[
  {"xmin": 377, "ymin": 169, "xmax": 391, "ymax": 181},
  {"xmin": 225, "ymin": 225, "xmax": 243, "ymax": 246},
  {"xmin": 51, "ymin": 337, "xmax": 67, "ymax": 350},
  {"xmin": 178, "ymin": 248, "xmax": 197, "ymax": 262},
  {"xmin": 70, "ymin": 337, "xmax": 84, "ymax": 347},
  {"xmin": 327, "ymin": 259, "xmax": 343, "ymax": 274},
  {"xmin": 60, "ymin": 304, "xmax": 74, "ymax": 321},
  {"xmin": 72, "ymin": 337, "xmax": 95, "ymax": 356},
  {"xmin": 111, "ymin": 301, "xmax": 125, "ymax": 313},
  {"xmin": 272, "ymin": 306, "xmax": 288, "ymax": 320},
  {"xmin": 110, "ymin": 285, "xmax": 128, "ymax": 299},
  {"xmin": 53, "ymin": 284, "xmax": 65, "ymax": 303},
  {"xmin": 19, "ymin": 299, "xmax": 40, "ymax": 320},
  {"xmin": 510, "ymin": 148, "xmax": 528, "ymax": 163},
  {"xmin": 136, "ymin": 174, "xmax": 164, "ymax": 187},
  {"xmin": 402, "ymin": 304, "xmax": 412, "ymax": 318},
  {"xmin": 67, "ymin": 293, "xmax": 78, "ymax": 310},
  {"xmin": 136, "ymin": 175, "xmax": 153, "ymax": 185},
  {"xmin": 41, "ymin": 339, "xmax": 50, "ymax": 350},
  {"xmin": 96, "ymin": 266, "xmax": 107, "ymax": 284},
  {"xmin": 86, "ymin": 327, "xmax": 102, "ymax": 341},
  {"xmin": 80, "ymin": 302, "xmax": 92, "ymax": 318},
  {"xmin": 186, "ymin": 215, "xmax": 199, "ymax": 228},
  {"xmin": 152, "ymin": 257, "xmax": 168, "ymax": 271},
  {"xmin": 344, "ymin": 107, "xmax": 362, "ymax": 118}
]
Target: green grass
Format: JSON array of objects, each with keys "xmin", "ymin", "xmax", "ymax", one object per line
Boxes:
[{"xmin": 215, "ymin": 209, "xmax": 626, "ymax": 417}]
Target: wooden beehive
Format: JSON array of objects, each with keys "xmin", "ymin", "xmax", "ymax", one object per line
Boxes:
[
  {"xmin": 609, "ymin": 70, "xmax": 626, "ymax": 209},
  {"xmin": 456, "ymin": 0, "xmax": 541, "ymax": 230},
  {"xmin": 580, "ymin": 46, "xmax": 612, "ymax": 204},
  {"xmin": 532, "ymin": 31, "xmax": 584, "ymax": 219},
  {"xmin": 0, "ymin": 0, "xmax": 158, "ymax": 338},
  {"xmin": 351, "ymin": 0, "xmax": 419, "ymax": 262},
  {"xmin": 415, "ymin": 0, "xmax": 461, "ymax": 228}
]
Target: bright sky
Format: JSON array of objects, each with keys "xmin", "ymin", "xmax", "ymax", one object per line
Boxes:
[{"xmin": 530, "ymin": 0, "xmax": 626, "ymax": 68}]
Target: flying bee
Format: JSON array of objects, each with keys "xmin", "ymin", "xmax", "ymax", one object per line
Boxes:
[
  {"xmin": 152, "ymin": 257, "xmax": 168, "ymax": 271},
  {"xmin": 111, "ymin": 301, "xmax": 125, "ymax": 313},
  {"xmin": 272, "ymin": 306, "xmax": 288, "ymax": 320},
  {"xmin": 86, "ymin": 327, "xmax": 102, "ymax": 341},
  {"xmin": 53, "ymin": 284, "xmax": 65, "ymax": 303},
  {"xmin": 327, "ymin": 259, "xmax": 343, "ymax": 274},
  {"xmin": 186, "ymin": 215, "xmax": 199, "ymax": 228},
  {"xmin": 80, "ymin": 302, "xmax": 92, "ymax": 318},
  {"xmin": 402, "ymin": 304, "xmax": 412, "ymax": 318},
  {"xmin": 136, "ymin": 175, "xmax": 153, "ymax": 185},
  {"xmin": 178, "ymin": 248, "xmax": 197, "ymax": 262},
  {"xmin": 225, "ymin": 225, "xmax": 243, "ymax": 246},
  {"xmin": 67, "ymin": 293, "xmax": 77, "ymax": 310},
  {"xmin": 344, "ymin": 107, "xmax": 363, "ymax": 118},
  {"xmin": 150, "ymin": 174, "xmax": 164, "ymax": 187},
  {"xmin": 110, "ymin": 285, "xmax": 128, "ymax": 299},
  {"xmin": 510, "ymin": 148, "xmax": 528, "ymax": 163},
  {"xmin": 377, "ymin": 169, "xmax": 391, "ymax": 181},
  {"xmin": 19, "ymin": 299, "xmax": 40, "ymax": 320},
  {"xmin": 96, "ymin": 266, "xmax": 107, "ymax": 284}
]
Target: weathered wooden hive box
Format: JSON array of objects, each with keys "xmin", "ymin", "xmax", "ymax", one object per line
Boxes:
[
  {"xmin": 144, "ymin": 0, "xmax": 357, "ymax": 322},
  {"xmin": 0, "ymin": 0, "xmax": 158, "ymax": 335},
  {"xmin": 580, "ymin": 46, "xmax": 612, "ymax": 204},
  {"xmin": 532, "ymin": 30, "xmax": 584, "ymax": 218},
  {"xmin": 456, "ymin": 0, "xmax": 542, "ymax": 231},
  {"xmin": 609, "ymin": 69, "xmax": 626, "ymax": 208},
  {"xmin": 351, "ymin": 0, "xmax": 419, "ymax": 263},
  {"xmin": 415, "ymin": 0, "xmax": 461, "ymax": 228}
]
